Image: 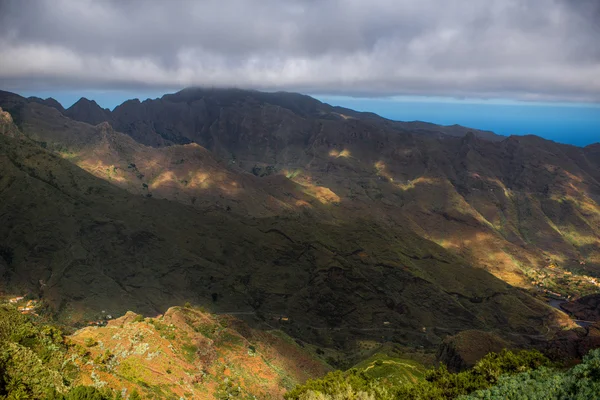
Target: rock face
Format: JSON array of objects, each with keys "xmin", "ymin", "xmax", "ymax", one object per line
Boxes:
[
  {"xmin": 562, "ymin": 295, "xmax": 600, "ymax": 322},
  {"xmin": 0, "ymin": 107, "xmax": 20, "ymax": 138},
  {"xmin": 436, "ymin": 330, "xmax": 511, "ymax": 371}
]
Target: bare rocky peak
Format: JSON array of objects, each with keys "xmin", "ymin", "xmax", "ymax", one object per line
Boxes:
[{"xmin": 64, "ymin": 97, "xmax": 112, "ymax": 126}]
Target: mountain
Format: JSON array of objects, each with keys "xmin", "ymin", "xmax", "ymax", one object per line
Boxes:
[
  {"xmin": 64, "ymin": 97, "xmax": 111, "ymax": 126},
  {"xmin": 27, "ymin": 96, "xmax": 66, "ymax": 113},
  {"xmin": 101, "ymin": 88, "xmax": 599, "ymax": 290},
  {"xmin": 0, "ymin": 95, "xmax": 570, "ymax": 353},
  {"xmin": 6, "ymin": 88, "xmax": 597, "ymax": 297}
]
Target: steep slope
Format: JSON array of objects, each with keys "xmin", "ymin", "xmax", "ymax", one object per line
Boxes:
[{"xmin": 0, "ymin": 127, "xmax": 564, "ymax": 349}]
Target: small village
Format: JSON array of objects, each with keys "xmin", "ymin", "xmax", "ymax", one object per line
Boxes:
[
  {"xmin": 527, "ymin": 262, "xmax": 600, "ymax": 301},
  {"xmin": 5, "ymin": 295, "xmax": 40, "ymax": 316}
]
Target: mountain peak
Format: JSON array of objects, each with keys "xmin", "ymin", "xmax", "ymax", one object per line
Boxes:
[
  {"xmin": 65, "ymin": 97, "xmax": 111, "ymax": 125},
  {"xmin": 71, "ymin": 97, "xmax": 101, "ymax": 107},
  {"xmin": 27, "ymin": 96, "xmax": 65, "ymax": 113}
]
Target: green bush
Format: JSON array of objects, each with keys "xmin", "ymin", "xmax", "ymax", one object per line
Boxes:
[
  {"xmin": 464, "ymin": 348, "xmax": 600, "ymax": 399},
  {"xmin": 47, "ymin": 385, "xmax": 114, "ymax": 399},
  {"xmin": 129, "ymin": 389, "xmax": 141, "ymax": 400},
  {"xmin": 132, "ymin": 315, "xmax": 145, "ymax": 323},
  {"xmin": 0, "ymin": 306, "xmax": 119, "ymax": 400},
  {"xmin": 285, "ymin": 349, "xmax": 552, "ymax": 400}
]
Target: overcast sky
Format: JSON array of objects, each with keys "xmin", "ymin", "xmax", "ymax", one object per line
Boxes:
[{"xmin": 1, "ymin": 0, "xmax": 599, "ymax": 103}]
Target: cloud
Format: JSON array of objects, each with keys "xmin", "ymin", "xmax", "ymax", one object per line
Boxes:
[{"xmin": 0, "ymin": 0, "xmax": 599, "ymax": 102}]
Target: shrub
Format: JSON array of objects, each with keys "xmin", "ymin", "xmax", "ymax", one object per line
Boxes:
[
  {"xmin": 464, "ymin": 348, "xmax": 600, "ymax": 399},
  {"xmin": 132, "ymin": 315, "xmax": 144, "ymax": 323},
  {"xmin": 285, "ymin": 349, "xmax": 552, "ymax": 400}
]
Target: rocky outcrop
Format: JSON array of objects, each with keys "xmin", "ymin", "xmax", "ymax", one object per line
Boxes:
[{"xmin": 0, "ymin": 107, "xmax": 20, "ymax": 138}]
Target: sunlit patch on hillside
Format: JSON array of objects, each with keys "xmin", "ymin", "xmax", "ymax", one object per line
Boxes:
[
  {"xmin": 148, "ymin": 169, "xmax": 242, "ymax": 196},
  {"xmin": 58, "ymin": 150, "xmax": 80, "ymax": 160},
  {"xmin": 431, "ymin": 231, "xmax": 530, "ymax": 287},
  {"xmin": 77, "ymin": 159, "xmax": 127, "ymax": 183},
  {"xmin": 188, "ymin": 171, "xmax": 212, "ymax": 189},
  {"xmin": 486, "ymin": 176, "xmax": 512, "ymax": 198},
  {"xmin": 333, "ymin": 113, "xmax": 354, "ymax": 120},
  {"xmin": 555, "ymin": 194, "xmax": 600, "ymax": 218},
  {"xmin": 395, "ymin": 176, "xmax": 439, "ymax": 191},
  {"xmin": 374, "ymin": 161, "xmax": 394, "ymax": 182},
  {"xmin": 562, "ymin": 231, "xmax": 600, "ymax": 247},
  {"xmin": 329, "ymin": 148, "xmax": 351, "ymax": 158},
  {"xmin": 562, "ymin": 169, "xmax": 584, "ymax": 184},
  {"xmin": 217, "ymin": 180, "xmax": 241, "ymax": 196},
  {"xmin": 294, "ymin": 199, "xmax": 312, "ymax": 207},
  {"xmin": 432, "ymin": 237, "xmax": 462, "ymax": 251},
  {"xmin": 66, "ymin": 306, "xmax": 328, "ymax": 399},
  {"xmin": 150, "ymin": 170, "xmax": 179, "ymax": 189},
  {"xmin": 284, "ymin": 168, "xmax": 303, "ymax": 179},
  {"xmin": 303, "ymin": 185, "xmax": 341, "ymax": 204}
]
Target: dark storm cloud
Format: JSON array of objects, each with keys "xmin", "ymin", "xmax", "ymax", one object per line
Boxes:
[{"xmin": 0, "ymin": 0, "xmax": 598, "ymax": 102}]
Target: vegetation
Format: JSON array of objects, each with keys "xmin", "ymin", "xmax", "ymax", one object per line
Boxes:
[
  {"xmin": 2, "ymin": 299, "xmax": 600, "ymax": 400},
  {"xmin": 285, "ymin": 349, "xmax": 553, "ymax": 400},
  {"xmin": 465, "ymin": 348, "xmax": 600, "ymax": 399},
  {"xmin": 0, "ymin": 306, "xmax": 121, "ymax": 399}
]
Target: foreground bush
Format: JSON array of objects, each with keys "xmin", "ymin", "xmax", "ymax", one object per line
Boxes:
[
  {"xmin": 286, "ymin": 349, "xmax": 552, "ymax": 400},
  {"xmin": 464, "ymin": 348, "xmax": 600, "ymax": 399},
  {"xmin": 0, "ymin": 306, "xmax": 121, "ymax": 400}
]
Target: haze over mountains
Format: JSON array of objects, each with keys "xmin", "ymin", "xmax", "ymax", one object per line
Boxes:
[{"xmin": 1, "ymin": 87, "xmax": 599, "ymax": 354}]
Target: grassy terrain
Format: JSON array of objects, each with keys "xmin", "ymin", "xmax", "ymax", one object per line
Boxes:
[
  {"xmin": 285, "ymin": 348, "xmax": 558, "ymax": 399},
  {"xmin": 0, "ymin": 301, "xmax": 330, "ymax": 399},
  {"xmin": 353, "ymin": 352, "xmax": 426, "ymax": 385}
]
